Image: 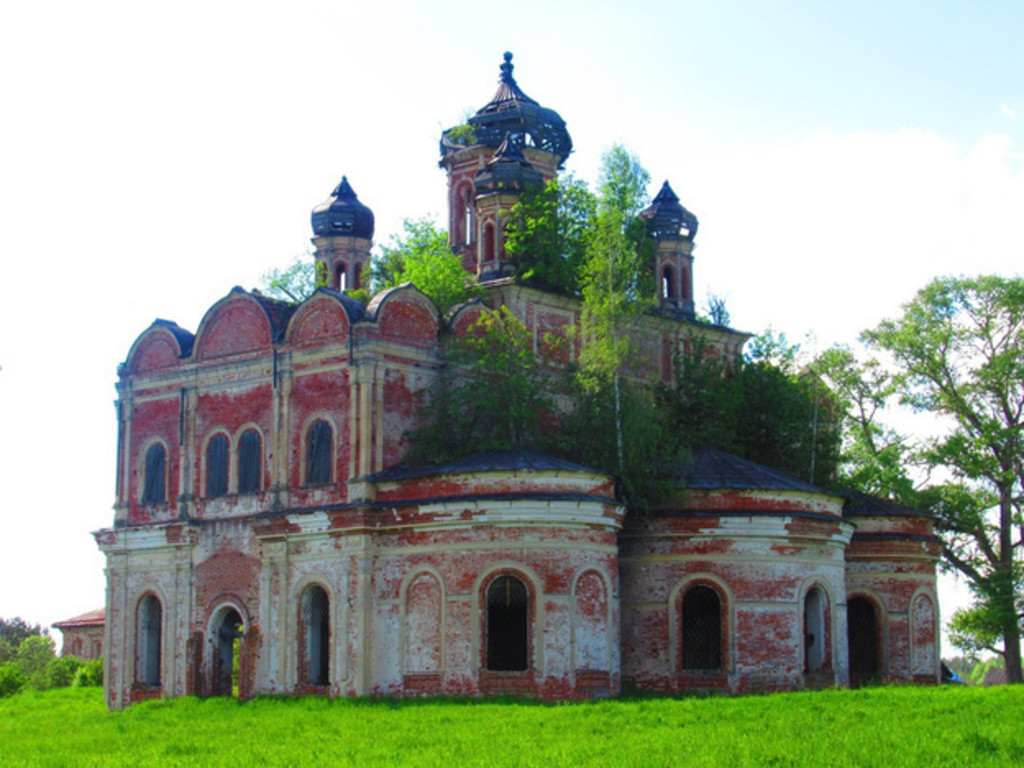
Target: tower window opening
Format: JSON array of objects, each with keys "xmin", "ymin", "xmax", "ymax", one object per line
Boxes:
[
  {"xmin": 662, "ymin": 267, "xmax": 674, "ymax": 299},
  {"xmin": 486, "ymin": 575, "xmax": 529, "ymax": 671},
  {"xmin": 336, "ymin": 264, "xmax": 347, "ymax": 292},
  {"xmin": 483, "ymin": 223, "xmax": 495, "ymax": 264}
]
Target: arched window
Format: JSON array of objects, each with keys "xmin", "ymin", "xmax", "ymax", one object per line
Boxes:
[
  {"xmin": 300, "ymin": 586, "xmax": 330, "ymax": 686},
  {"xmin": 804, "ymin": 587, "xmax": 827, "ymax": 673},
  {"xmin": 483, "ymin": 223, "xmax": 495, "ymax": 264},
  {"xmin": 681, "ymin": 585, "xmax": 722, "ymax": 671},
  {"xmin": 463, "ymin": 191, "xmax": 474, "ymax": 246},
  {"xmin": 352, "ymin": 263, "xmax": 362, "ymax": 291},
  {"xmin": 681, "ymin": 267, "xmax": 691, "ymax": 301},
  {"xmin": 205, "ymin": 434, "xmax": 229, "ymax": 498},
  {"xmin": 305, "ymin": 419, "xmax": 333, "ymax": 486},
  {"xmin": 848, "ymin": 596, "xmax": 880, "ymax": 685},
  {"xmin": 237, "ymin": 429, "xmax": 261, "ymax": 495},
  {"xmin": 662, "ymin": 267, "xmax": 674, "ymax": 299},
  {"xmin": 336, "ymin": 264, "xmax": 347, "ymax": 291},
  {"xmin": 136, "ymin": 595, "xmax": 162, "ymax": 685},
  {"xmin": 486, "ymin": 575, "xmax": 529, "ymax": 671},
  {"xmin": 141, "ymin": 443, "xmax": 167, "ymax": 505}
]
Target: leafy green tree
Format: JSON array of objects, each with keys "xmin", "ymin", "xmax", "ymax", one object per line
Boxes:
[
  {"xmin": 372, "ymin": 218, "xmax": 473, "ymax": 312},
  {"xmin": 863, "ymin": 275, "xmax": 1024, "ymax": 683},
  {"xmin": 44, "ymin": 655, "xmax": 83, "ymax": 689},
  {"xmin": 812, "ymin": 345, "xmax": 916, "ymax": 501},
  {"xmin": 0, "ymin": 617, "xmax": 43, "ymax": 647},
  {"xmin": 260, "ymin": 254, "xmax": 328, "ymax": 304},
  {"xmin": 576, "ymin": 145, "xmax": 656, "ymax": 474},
  {"xmin": 405, "ymin": 306, "xmax": 558, "ymax": 465},
  {"xmin": 72, "ymin": 658, "xmax": 104, "ymax": 688},
  {"xmin": 16, "ymin": 634, "xmax": 56, "ymax": 690},
  {"xmin": 503, "ymin": 174, "xmax": 596, "ymax": 295},
  {"xmin": 659, "ymin": 331, "xmax": 840, "ymax": 486},
  {"xmin": 0, "ymin": 664, "xmax": 25, "ymax": 698}
]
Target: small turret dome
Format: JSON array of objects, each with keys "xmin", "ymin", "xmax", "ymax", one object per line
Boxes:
[
  {"xmin": 441, "ymin": 52, "xmax": 573, "ymax": 167},
  {"xmin": 311, "ymin": 176, "xmax": 375, "ymax": 239},
  {"xmin": 641, "ymin": 181, "xmax": 699, "ymax": 241},
  {"xmin": 474, "ymin": 135, "xmax": 545, "ymax": 195}
]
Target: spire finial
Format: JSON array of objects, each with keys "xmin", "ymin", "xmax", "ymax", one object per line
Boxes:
[{"xmin": 500, "ymin": 51, "xmax": 514, "ymax": 83}]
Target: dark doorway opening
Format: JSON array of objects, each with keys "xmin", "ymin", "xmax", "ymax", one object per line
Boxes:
[
  {"xmin": 486, "ymin": 575, "xmax": 528, "ymax": 671},
  {"xmin": 682, "ymin": 585, "xmax": 722, "ymax": 670},
  {"xmin": 213, "ymin": 609, "xmax": 243, "ymax": 697},
  {"xmin": 848, "ymin": 597, "xmax": 879, "ymax": 686}
]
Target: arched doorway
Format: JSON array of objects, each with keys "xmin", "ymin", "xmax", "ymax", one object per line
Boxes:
[
  {"xmin": 486, "ymin": 575, "xmax": 529, "ymax": 672},
  {"xmin": 847, "ymin": 596, "xmax": 880, "ymax": 686},
  {"xmin": 211, "ymin": 608, "xmax": 244, "ymax": 697}
]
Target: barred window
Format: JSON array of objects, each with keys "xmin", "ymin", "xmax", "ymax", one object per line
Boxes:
[
  {"xmin": 306, "ymin": 420, "xmax": 333, "ymax": 486},
  {"xmin": 141, "ymin": 444, "xmax": 166, "ymax": 504},
  {"xmin": 237, "ymin": 429, "xmax": 261, "ymax": 495},
  {"xmin": 682, "ymin": 585, "xmax": 722, "ymax": 671},
  {"xmin": 206, "ymin": 434, "xmax": 229, "ymax": 498}
]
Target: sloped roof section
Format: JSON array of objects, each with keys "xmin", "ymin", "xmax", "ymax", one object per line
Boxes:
[
  {"xmin": 53, "ymin": 608, "xmax": 105, "ymax": 629},
  {"xmin": 371, "ymin": 449, "xmax": 600, "ymax": 483},
  {"xmin": 669, "ymin": 447, "xmax": 828, "ymax": 493},
  {"xmin": 844, "ymin": 490, "xmax": 930, "ymax": 518}
]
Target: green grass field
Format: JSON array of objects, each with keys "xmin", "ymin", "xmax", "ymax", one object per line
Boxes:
[{"xmin": 2, "ymin": 685, "xmax": 1022, "ymax": 766}]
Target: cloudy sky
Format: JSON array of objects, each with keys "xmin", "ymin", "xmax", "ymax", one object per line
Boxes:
[{"xmin": 1, "ymin": 1, "xmax": 1021, "ymax": 653}]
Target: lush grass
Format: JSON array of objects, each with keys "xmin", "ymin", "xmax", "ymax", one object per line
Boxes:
[{"xmin": 1, "ymin": 685, "xmax": 1022, "ymax": 766}]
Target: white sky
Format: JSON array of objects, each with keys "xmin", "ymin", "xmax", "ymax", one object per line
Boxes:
[{"xmin": 1, "ymin": 1, "xmax": 1021, "ymax": 655}]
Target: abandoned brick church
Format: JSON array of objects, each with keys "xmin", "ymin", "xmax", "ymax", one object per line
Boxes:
[{"xmin": 95, "ymin": 54, "xmax": 941, "ymax": 708}]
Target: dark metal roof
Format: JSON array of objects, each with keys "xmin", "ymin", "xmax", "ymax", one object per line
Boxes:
[
  {"xmin": 247, "ymin": 289, "xmax": 298, "ymax": 342},
  {"xmin": 641, "ymin": 181, "xmax": 699, "ymax": 241},
  {"xmin": 666, "ymin": 447, "xmax": 829, "ymax": 493},
  {"xmin": 474, "ymin": 134, "xmax": 545, "ymax": 195},
  {"xmin": 370, "ymin": 449, "xmax": 602, "ymax": 483},
  {"xmin": 311, "ymin": 176, "xmax": 375, "ymax": 240},
  {"xmin": 150, "ymin": 319, "xmax": 195, "ymax": 357},
  {"xmin": 843, "ymin": 490, "xmax": 930, "ymax": 518},
  {"xmin": 441, "ymin": 53, "xmax": 573, "ymax": 167}
]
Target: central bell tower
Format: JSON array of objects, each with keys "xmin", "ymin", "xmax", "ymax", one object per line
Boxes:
[{"xmin": 439, "ymin": 53, "xmax": 572, "ymax": 281}]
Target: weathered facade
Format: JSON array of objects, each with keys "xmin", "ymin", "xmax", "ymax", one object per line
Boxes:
[
  {"xmin": 96, "ymin": 54, "xmax": 941, "ymax": 708},
  {"xmin": 53, "ymin": 608, "xmax": 105, "ymax": 661}
]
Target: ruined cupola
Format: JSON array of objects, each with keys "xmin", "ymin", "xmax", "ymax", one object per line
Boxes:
[
  {"xmin": 440, "ymin": 53, "xmax": 572, "ymax": 275},
  {"xmin": 641, "ymin": 181, "xmax": 698, "ymax": 317},
  {"xmin": 441, "ymin": 52, "xmax": 573, "ymax": 167},
  {"xmin": 310, "ymin": 176, "xmax": 375, "ymax": 292}
]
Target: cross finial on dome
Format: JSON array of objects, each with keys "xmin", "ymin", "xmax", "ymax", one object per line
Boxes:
[{"xmin": 500, "ymin": 52, "xmax": 514, "ymax": 83}]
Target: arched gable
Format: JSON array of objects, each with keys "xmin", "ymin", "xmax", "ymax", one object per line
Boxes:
[
  {"xmin": 194, "ymin": 289, "xmax": 275, "ymax": 361},
  {"xmin": 446, "ymin": 299, "xmax": 488, "ymax": 339},
  {"xmin": 366, "ymin": 284, "xmax": 440, "ymax": 344},
  {"xmin": 126, "ymin": 320, "xmax": 193, "ymax": 374},
  {"xmin": 286, "ymin": 289, "xmax": 361, "ymax": 347}
]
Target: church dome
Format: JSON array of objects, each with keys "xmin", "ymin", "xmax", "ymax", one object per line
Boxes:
[
  {"xmin": 641, "ymin": 181, "xmax": 699, "ymax": 241},
  {"xmin": 441, "ymin": 52, "xmax": 573, "ymax": 167},
  {"xmin": 311, "ymin": 176, "xmax": 375, "ymax": 239}
]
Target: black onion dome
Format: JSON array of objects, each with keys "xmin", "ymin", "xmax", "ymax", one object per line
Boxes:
[
  {"xmin": 311, "ymin": 176, "xmax": 375, "ymax": 239},
  {"xmin": 474, "ymin": 135, "xmax": 545, "ymax": 194},
  {"xmin": 641, "ymin": 181, "xmax": 699, "ymax": 241},
  {"xmin": 441, "ymin": 52, "xmax": 573, "ymax": 166}
]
